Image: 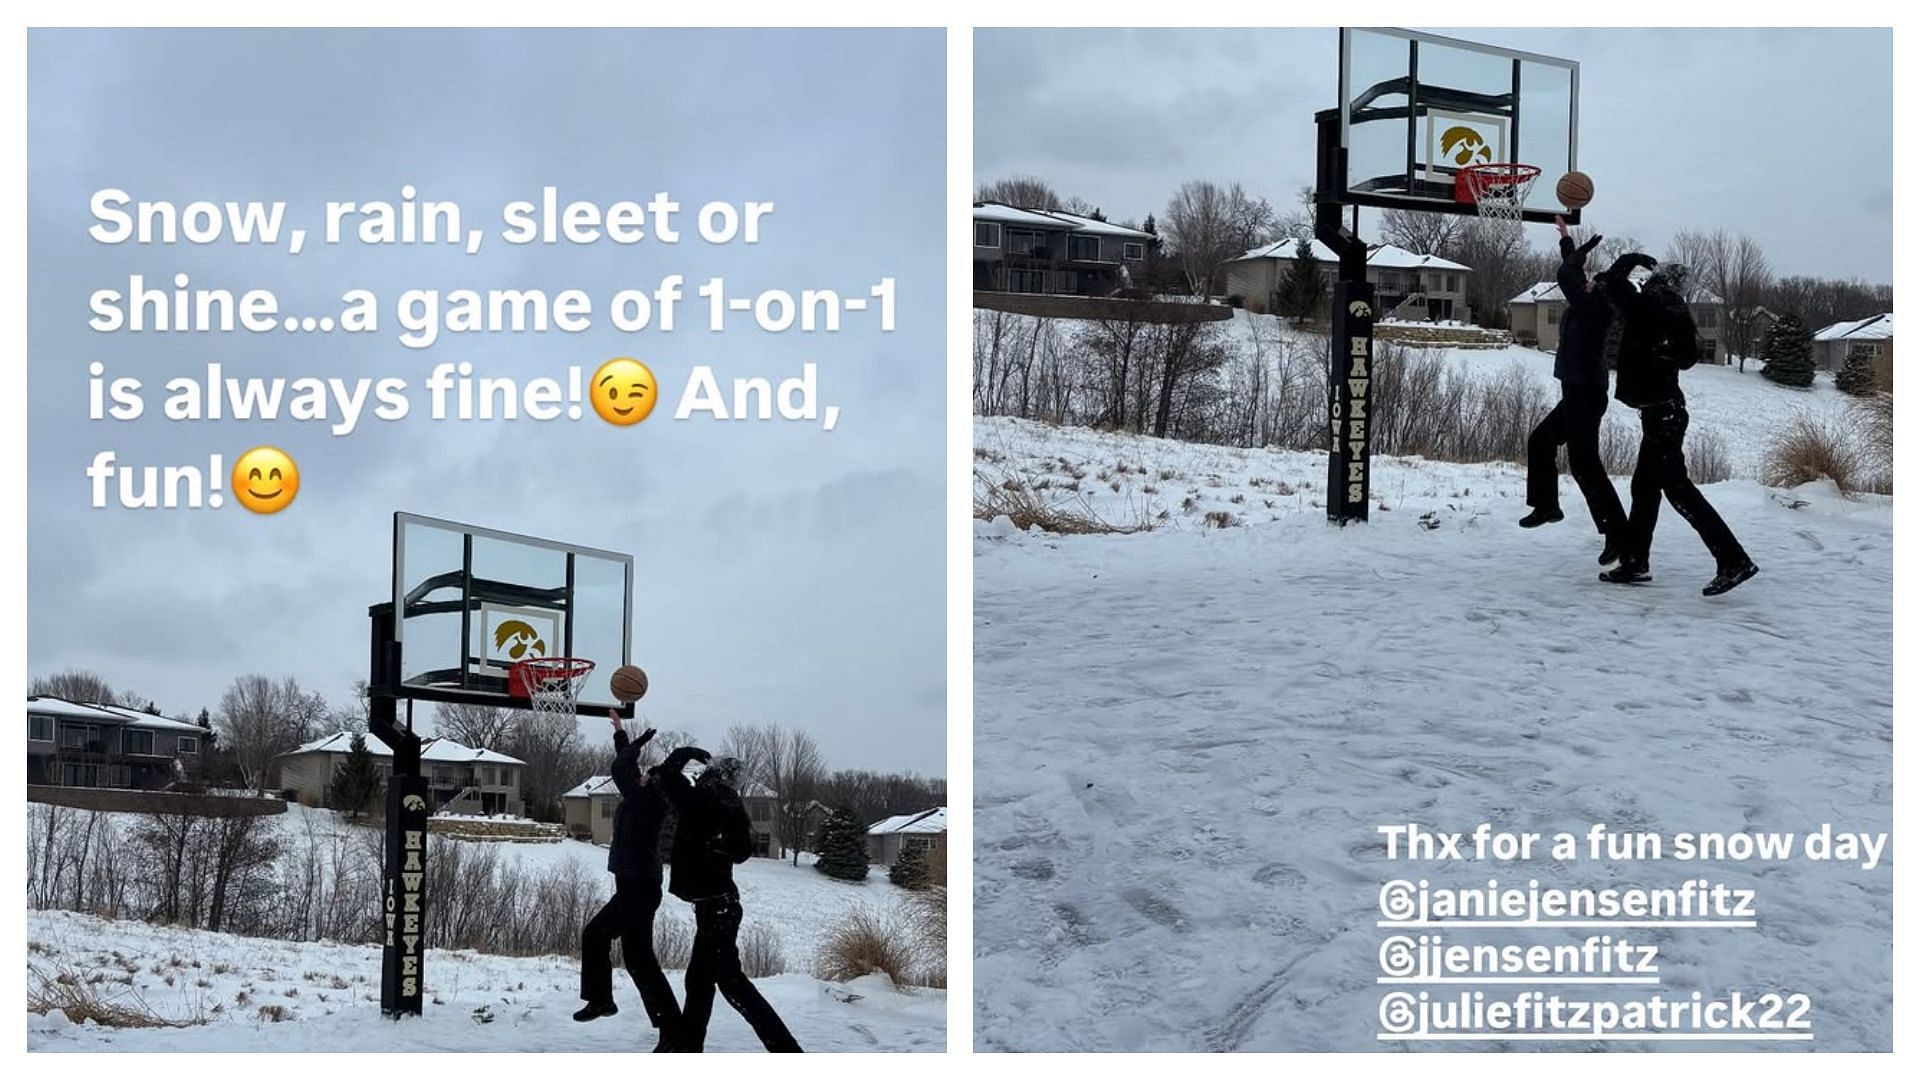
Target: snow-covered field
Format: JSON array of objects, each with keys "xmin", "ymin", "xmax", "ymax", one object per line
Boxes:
[
  {"xmin": 27, "ymin": 804, "xmax": 945, "ymax": 1051},
  {"xmin": 973, "ymin": 403, "xmax": 1892, "ymax": 1051}
]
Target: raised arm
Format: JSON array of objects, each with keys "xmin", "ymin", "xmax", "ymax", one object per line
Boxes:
[
  {"xmin": 607, "ymin": 712, "xmax": 656, "ymax": 800},
  {"xmin": 653, "ymin": 745, "xmax": 713, "ymax": 810}
]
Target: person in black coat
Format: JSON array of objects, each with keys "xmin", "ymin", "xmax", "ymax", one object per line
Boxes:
[
  {"xmin": 656, "ymin": 747, "xmax": 802, "ymax": 1053},
  {"xmin": 575, "ymin": 716, "xmax": 684, "ymax": 1050},
  {"xmin": 1520, "ymin": 215, "xmax": 1628, "ymax": 562},
  {"xmin": 1599, "ymin": 259, "xmax": 1759, "ymax": 596}
]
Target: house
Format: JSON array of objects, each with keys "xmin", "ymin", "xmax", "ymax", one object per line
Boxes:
[
  {"xmin": 27, "ymin": 696, "xmax": 208, "ymax": 790},
  {"xmin": 1226, "ymin": 239, "xmax": 1472, "ymax": 321},
  {"xmin": 866, "ymin": 806, "xmax": 947, "ymax": 869},
  {"xmin": 275, "ymin": 731, "xmax": 526, "ymax": 816},
  {"xmin": 973, "ymin": 202, "xmax": 1156, "ymax": 297},
  {"xmin": 561, "ymin": 773, "xmax": 789, "ymax": 857},
  {"xmin": 1508, "ymin": 282, "xmax": 1734, "ymax": 364},
  {"xmin": 1813, "ymin": 314, "xmax": 1893, "ymax": 381}
]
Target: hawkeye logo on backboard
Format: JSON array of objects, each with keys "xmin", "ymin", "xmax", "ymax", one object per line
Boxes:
[{"xmin": 1348, "ymin": 300, "xmax": 1372, "ymax": 319}]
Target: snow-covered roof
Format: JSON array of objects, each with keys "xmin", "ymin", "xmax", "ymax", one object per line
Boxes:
[
  {"xmin": 279, "ymin": 731, "xmax": 525, "ymax": 766},
  {"xmin": 867, "ymin": 807, "xmax": 947, "ymax": 836},
  {"xmin": 1814, "ymin": 314, "xmax": 1893, "ymax": 342},
  {"xmin": 1233, "ymin": 239, "xmax": 1470, "ymax": 273},
  {"xmin": 973, "ymin": 202, "xmax": 1154, "ymax": 239},
  {"xmin": 27, "ymin": 696, "xmax": 206, "ymax": 733},
  {"xmin": 563, "ymin": 775, "xmax": 618, "ymax": 800},
  {"xmin": 1509, "ymin": 281, "xmax": 1565, "ymax": 305},
  {"xmin": 86, "ymin": 703, "xmax": 208, "ymax": 733}
]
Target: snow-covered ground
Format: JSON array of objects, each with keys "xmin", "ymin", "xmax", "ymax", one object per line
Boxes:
[
  {"xmin": 973, "ymin": 411, "xmax": 1892, "ymax": 1052},
  {"xmin": 27, "ymin": 804, "xmax": 945, "ymax": 1051},
  {"xmin": 28, "ymin": 911, "xmax": 942, "ymax": 1052}
]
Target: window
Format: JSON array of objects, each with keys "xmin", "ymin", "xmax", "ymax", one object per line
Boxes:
[
  {"xmin": 176, "ymin": 736, "xmax": 198, "ymax": 755},
  {"xmin": 974, "ymin": 221, "xmax": 1002, "ymax": 248},
  {"xmin": 903, "ymin": 834, "xmax": 935, "ymax": 852},
  {"xmin": 1067, "ymin": 234, "xmax": 1100, "ymax": 261},
  {"xmin": 1123, "ymin": 241, "xmax": 1146, "ymax": 261},
  {"xmin": 60, "ymin": 724, "xmax": 95, "ymax": 750},
  {"xmin": 600, "ymin": 800, "xmax": 613, "ymax": 820},
  {"xmin": 109, "ymin": 765, "xmax": 132, "ymax": 788},
  {"xmin": 1701, "ymin": 339, "xmax": 1719, "ymax": 360},
  {"xmin": 29, "ymin": 715, "xmax": 51, "ymax": 742},
  {"xmin": 1447, "ymin": 273, "xmax": 1460, "ymax": 293},
  {"xmin": 1697, "ymin": 307, "xmax": 1718, "ymax": 329},
  {"xmin": 1008, "ymin": 269, "xmax": 1047, "ymax": 294},
  {"xmin": 123, "ymin": 729, "xmax": 154, "ymax": 756},
  {"xmin": 1545, "ymin": 306, "xmax": 1560, "ymax": 326},
  {"xmin": 61, "ymin": 762, "xmax": 99, "ymax": 787},
  {"xmin": 751, "ymin": 801, "xmax": 771, "ymax": 821}
]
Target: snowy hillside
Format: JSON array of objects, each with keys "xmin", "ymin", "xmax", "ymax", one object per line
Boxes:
[
  {"xmin": 973, "ymin": 416, "xmax": 1892, "ymax": 1051},
  {"xmin": 27, "ymin": 804, "xmax": 945, "ymax": 1051},
  {"xmin": 28, "ymin": 911, "xmax": 942, "ymax": 1052}
]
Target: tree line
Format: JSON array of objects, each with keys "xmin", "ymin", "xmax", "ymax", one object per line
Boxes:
[
  {"xmin": 979, "ymin": 173, "xmax": 1891, "ymax": 351},
  {"xmin": 32, "ymin": 667, "xmax": 946, "ymax": 854}
]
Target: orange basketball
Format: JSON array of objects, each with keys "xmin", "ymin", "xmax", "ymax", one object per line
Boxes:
[
  {"xmin": 1556, "ymin": 171, "xmax": 1594, "ymax": 210},
  {"xmin": 610, "ymin": 665, "xmax": 649, "ymax": 703}
]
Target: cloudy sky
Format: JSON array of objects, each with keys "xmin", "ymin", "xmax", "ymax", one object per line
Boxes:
[
  {"xmin": 976, "ymin": 27, "xmax": 1892, "ymax": 282},
  {"xmin": 29, "ymin": 29, "xmax": 947, "ymax": 776}
]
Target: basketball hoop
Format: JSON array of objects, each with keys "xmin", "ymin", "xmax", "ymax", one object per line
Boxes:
[
  {"xmin": 509, "ymin": 657, "xmax": 595, "ymax": 717},
  {"xmin": 1458, "ymin": 163, "xmax": 1542, "ymax": 229}
]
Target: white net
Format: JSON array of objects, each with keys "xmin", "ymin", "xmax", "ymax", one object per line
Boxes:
[
  {"xmin": 513, "ymin": 658, "xmax": 594, "ymax": 718},
  {"xmin": 1462, "ymin": 165, "xmax": 1540, "ymax": 231}
]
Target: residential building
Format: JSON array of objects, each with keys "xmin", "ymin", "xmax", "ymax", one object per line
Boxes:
[
  {"xmin": 27, "ymin": 696, "xmax": 208, "ymax": 790},
  {"xmin": 973, "ymin": 202, "xmax": 1155, "ymax": 297},
  {"xmin": 1226, "ymin": 239, "xmax": 1472, "ymax": 321},
  {"xmin": 867, "ymin": 806, "xmax": 947, "ymax": 868},
  {"xmin": 1508, "ymin": 282, "xmax": 1734, "ymax": 364},
  {"xmin": 1812, "ymin": 314, "xmax": 1893, "ymax": 381},
  {"xmin": 561, "ymin": 773, "xmax": 787, "ymax": 857},
  {"xmin": 275, "ymin": 731, "xmax": 526, "ymax": 816}
]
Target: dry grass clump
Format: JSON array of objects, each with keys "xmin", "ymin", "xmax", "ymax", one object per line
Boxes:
[
  {"xmin": 813, "ymin": 904, "xmax": 913, "ymax": 986},
  {"xmin": 974, "ymin": 467, "xmax": 1150, "ymax": 535},
  {"xmin": 1762, "ymin": 413, "xmax": 1867, "ymax": 492},
  {"xmin": 29, "ymin": 965, "xmax": 200, "ymax": 1029}
]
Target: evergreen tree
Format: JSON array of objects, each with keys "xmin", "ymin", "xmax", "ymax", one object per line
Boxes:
[
  {"xmin": 1760, "ymin": 314, "xmax": 1816, "ymax": 388},
  {"xmin": 1278, "ymin": 238, "xmax": 1328, "ymax": 321},
  {"xmin": 1141, "ymin": 214, "xmax": 1157, "ymax": 237},
  {"xmin": 1834, "ymin": 342, "xmax": 1884, "ymax": 396},
  {"xmin": 326, "ymin": 732, "xmax": 382, "ymax": 818},
  {"xmin": 814, "ymin": 808, "xmax": 871, "ymax": 882},
  {"xmin": 888, "ymin": 844, "xmax": 929, "ymax": 890}
]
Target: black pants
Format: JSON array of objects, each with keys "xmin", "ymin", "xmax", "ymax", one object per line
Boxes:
[
  {"xmin": 1622, "ymin": 402, "xmax": 1748, "ymax": 568},
  {"xmin": 679, "ymin": 895, "xmax": 801, "ymax": 1052},
  {"xmin": 1526, "ymin": 383, "xmax": 1625, "ymax": 535},
  {"xmin": 581, "ymin": 874, "xmax": 681, "ymax": 1031}
]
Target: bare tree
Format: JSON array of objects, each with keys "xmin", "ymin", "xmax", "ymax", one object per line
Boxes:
[
  {"xmin": 1378, "ymin": 208, "xmax": 1461, "ymax": 255},
  {"xmin": 1664, "ymin": 230, "xmax": 1719, "ymax": 302},
  {"xmin": 1225, "ymin": 184, "xmax": 1279, "ymax": 253},
  {"xmin": 30, "ymin": 668, "xmax": 119, "ymax": 704},
  {"xmin": 215, "ymin": 675, "xmax": 316, "ymax": 794},
  {"xmin": 503, "ymin": 709, "xmax": 583, "ymax": 821},
  {"xmin": 434, "ymin": 701, "xmax": 519, "ymax": 749},
  {"xmin": 1702, "ymin": 230, "xmax": 1773, "ymax": 370},
  {"xmin": 977, "ymin": 174, "xmax": 1064, "ymax": 209},
  {"xmin": 719, "ymin": 724, "xmax": 827, "ymax": 862},
  {"xmin": 1163, "ymin": 180, "xmax": 1238, "ymax": 296}
]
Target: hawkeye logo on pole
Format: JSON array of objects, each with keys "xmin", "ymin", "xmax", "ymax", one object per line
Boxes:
[{"xmin": 1327, "ymin": 281, "xmax": 1375, "ymax": 524}]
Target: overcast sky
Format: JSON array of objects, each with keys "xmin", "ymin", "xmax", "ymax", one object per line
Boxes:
[
  {"xmin": 29, "ymin": 29, "xmax": 947, "ymax": 776},
  {"xmin": 977, "ymin": 27, "xmax": 1892, "ymax": 282}
]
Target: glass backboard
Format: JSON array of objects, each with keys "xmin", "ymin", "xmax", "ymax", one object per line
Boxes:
[
  {"xmin": 1337, "ymin": 27, "xmax": 1579, "ymax": 223},
  {"xmin": 390, "ymin": 513, "xmax": 633, "ymax": 714}
]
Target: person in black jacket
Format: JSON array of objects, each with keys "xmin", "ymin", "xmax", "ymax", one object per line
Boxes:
[
  {"xmin": 656, "ymin": 747, "xmax": 802, "ymax": 1053},
  {"xmin": 576, "ymin": 716, "xmax": 684, "ymax": 1051},
  {"xmin": 1599, "ymin": 260, "xmax": 1759, "ymax": 596},
  {"xmin": 1521, "ymin": 216, "xmax": 1628, "ymax": 562}
]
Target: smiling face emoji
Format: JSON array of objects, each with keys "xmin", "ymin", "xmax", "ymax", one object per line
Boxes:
[
  {"xmin": 590, "ymin": 358, "xmax": 658, "ymax": 426},
  {"xmin": 232, "ymin": 447, "xmax": 300, "ymax": 514}
]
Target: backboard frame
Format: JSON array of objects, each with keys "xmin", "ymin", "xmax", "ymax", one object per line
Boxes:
[
  {"xmin": 1326, "ymin": 26, "xmax": 1581, "ymax": 225},
  {"xmin": 376, "ymin": 512, "xmax": 636, "ymax": 719}
]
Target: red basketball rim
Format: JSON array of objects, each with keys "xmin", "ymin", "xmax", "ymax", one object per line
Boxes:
[
  {"xmin": 508, "ymin": 656, "xmax": 595, "ymax": 699},
  {"xmin": 1457, "ymin": 163, "xmax": 1542, "ymax": 204}
]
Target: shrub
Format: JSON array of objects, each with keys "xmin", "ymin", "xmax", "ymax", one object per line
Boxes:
[
  {"xmin": 813, "ymin": 903, "xmax": 911, "ymax": 985},
  {"xmin": 1762, "ymin": 413, "xmax": 1863, "ymax": 492},
  {"xmin": 738, "ymin": 920, "xmax": 786, "ymax": 979}
]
